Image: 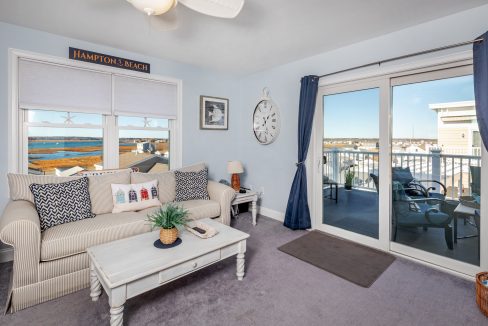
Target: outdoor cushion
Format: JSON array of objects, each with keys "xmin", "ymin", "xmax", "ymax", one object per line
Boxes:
[
  {"xmin": 140, "ymin": 199, "xmax": 220, "ymax": 221},
  {"xmin": 392, "ymin": 167, "xmax": 414, "ymax": 185},
  {"xmin": 40, "ymin": 211, "xmax": 150, "ymax": 261}
]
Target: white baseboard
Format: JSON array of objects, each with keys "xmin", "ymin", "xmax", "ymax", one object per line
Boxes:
[
  {"xmin": 257, "ymin": 206, "xmax": 285, "ymax": 222},
  {"xmin": 0, "ymin": 247, "xmax": 13, "ymax": 263}
]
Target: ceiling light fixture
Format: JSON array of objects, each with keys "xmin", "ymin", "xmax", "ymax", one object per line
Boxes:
[{"xmin": 127, "ymin": 0, "xmax": 177, "ymax": 16}]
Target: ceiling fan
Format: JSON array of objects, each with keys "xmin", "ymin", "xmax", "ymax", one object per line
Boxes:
[{"xmin": 126, "ymin": 0, "xmax": 245, "ymax": 18}]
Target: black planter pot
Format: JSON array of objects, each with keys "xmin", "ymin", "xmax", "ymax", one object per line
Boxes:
[{"xmin": 344, "ymin": 184, "xmax": 352, "ymax": 191}]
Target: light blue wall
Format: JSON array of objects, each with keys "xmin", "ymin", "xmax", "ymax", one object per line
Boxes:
[
  {"xmin": 0, "ymin": 21, "xmax": 242, "ymax": 211},
  {"xmin": 1, "ymin": 4, "xmax": 488, "ymax": 216},
  {"xmin": 237, "ymin": 4, "xmax": 488, "ymax": 214}
]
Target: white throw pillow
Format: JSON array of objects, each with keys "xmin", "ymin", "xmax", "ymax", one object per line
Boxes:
[{"xmin": 111, "ymin": 180, "xmax": 161, "ymax": 213}]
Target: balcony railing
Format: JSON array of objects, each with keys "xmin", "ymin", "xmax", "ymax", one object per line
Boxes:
[{"xmin": 323, "ymin": 148, "xmax": 481, "ymax": 199}]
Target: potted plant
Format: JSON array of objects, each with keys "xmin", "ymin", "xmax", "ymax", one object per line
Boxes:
[
  {"xmin": 147, "ymin": 203, "xmax": 189, "ymax": 245},
  {"xmin": 344, "ymin": 169, "xmax": 355, "ymax": 191}
]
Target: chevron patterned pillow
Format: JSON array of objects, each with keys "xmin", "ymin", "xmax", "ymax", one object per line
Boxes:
[
  {"xmin": 29, "ymin": 177, "xmax": 95, "ymax": 231},
  {"xmin": 174, "ymin": 168, "xmax": 210, "ymax": 202}
]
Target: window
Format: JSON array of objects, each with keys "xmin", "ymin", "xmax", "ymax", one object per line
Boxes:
[
  {"xmin": 13, "ymin": 52, "xmax": 181, "ymax": 176},
  {"xmin": 25, "ymin": 110, "xmax": 103, "ymax": 175},
  {"xmin": 118, "ymin": 116, "xmax": 170, "ymax": 173},
  {"xmin": 22, "ymin": 111, "xmax": 174, "ymax": 175}
]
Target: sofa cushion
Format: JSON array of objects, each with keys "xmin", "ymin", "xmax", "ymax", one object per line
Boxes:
[
  {"xmin": 139, "ymin": 199, "xmax": 220, "ymax": 221},
  {"xmin": 88, "ymin": 171, "xmax": 131, "ymax": 215},
  {"xmin": 175, "ymin": 168, "xmax": 210, "ymax": 201},
  {"xmin": 8, "ymin": 173, "xmax": 81, "ymax": 203},
  {"xmin": 111, "ymin": 180, "xmax": 160, "ymax": 213},
  {"xmin": 131, "ymin": 162, "xmax": 207, "ymax": 203},
  {"xmin": 40, "ymin": 211, "xmax": 151, "ymax": 261},
  {"xmin": 30, "ymin": 178, "xmax": 94, "ymax": 232}
]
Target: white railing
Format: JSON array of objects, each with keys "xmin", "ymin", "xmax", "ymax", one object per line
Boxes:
[{"xmin": 323, "ymin": 148, "xmax": 481, "ymax": 198}]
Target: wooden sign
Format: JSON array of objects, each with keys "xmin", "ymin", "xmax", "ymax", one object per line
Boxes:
[{"xmin": 69, "ymin": 47, "xmax": 150, "ymax": 73}]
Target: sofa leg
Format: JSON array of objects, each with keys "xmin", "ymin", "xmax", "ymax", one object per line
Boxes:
[{"xmin": 444, "ymin": 225, "xmax": 453, "ymax": 250}]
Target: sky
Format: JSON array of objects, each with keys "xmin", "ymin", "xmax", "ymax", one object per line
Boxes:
[
  {"xmin": 324, "ymin": 75, "xmax": 475, "ymax": 139},
  {"xmin": 27, "ymin": 111, "xmax": 169, "ymax": 139}
]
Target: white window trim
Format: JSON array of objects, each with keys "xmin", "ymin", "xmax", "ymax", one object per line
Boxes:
[
  {"xmin": 311, "ymin": 50, "xmax": 487, "ymax": 279},
  {"xmin": 9, "ymin": 48, "xmax": 183, "ymax": 174}
]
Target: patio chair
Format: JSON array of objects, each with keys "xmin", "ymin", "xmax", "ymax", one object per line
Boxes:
[
  {"xmin": 392, "ymin": 181, "xmax": 453, "ymax": 249},
  {"xmin": 470, "ymin": 165, "xmax": 481, "ymax": 196},
  {"xmin": 392, "ymin": 167, "xmax": 446, "ymax": 200}
]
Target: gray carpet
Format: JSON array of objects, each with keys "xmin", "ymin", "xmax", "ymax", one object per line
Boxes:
[
  {"xmin": 278, "ymin": 230, "xmax": 395, "ymax": 287},
  {"xmin": 0, "ymin": 213, "xmax": 486, "ymax": 326}
]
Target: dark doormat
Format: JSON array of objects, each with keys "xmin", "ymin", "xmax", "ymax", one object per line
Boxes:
[{"xmin": 278, "ymin": 230, "xmax": 395, "ymax": 288}]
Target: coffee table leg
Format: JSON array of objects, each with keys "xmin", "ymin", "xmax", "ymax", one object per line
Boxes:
[
  {"xmin": 90, "ymin": 262, "xmax": 101, "ymax": 302},
  {"xmin": 110, "ymin": 306, "xmax": 124, "ymax": 326},
  {"xmin": 236, "ymin": 240, "xmax": 246, "ymax": 280},
  {"xmin": 109, "ymin": 286, "xmax": 126, "ymax": 326}
]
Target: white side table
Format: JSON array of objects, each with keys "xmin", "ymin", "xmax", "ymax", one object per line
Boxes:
[{"xmin": 231, "ymin": 191, "xmax": 258, "ymax": 225}]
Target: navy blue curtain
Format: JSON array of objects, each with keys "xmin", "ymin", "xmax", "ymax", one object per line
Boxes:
[
  {"xmin": 284, "ymin": 75, "xmax": 319, "ymax": 229},
  {"xmin": 474, "ymin": 32, "xmax": 488, "ymax": 150}
]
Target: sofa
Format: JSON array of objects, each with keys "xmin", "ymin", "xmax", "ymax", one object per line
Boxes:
[{"xmin": 0, "ymin": 163, "xmax": 235, "ymax": 313}]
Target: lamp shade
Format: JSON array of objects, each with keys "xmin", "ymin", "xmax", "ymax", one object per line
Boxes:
[{"xmin": 227, "ymin": 161, "xmax": 244, "ymax": 174}]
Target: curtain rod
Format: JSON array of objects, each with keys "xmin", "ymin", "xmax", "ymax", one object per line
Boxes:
[{"xmin": 318, "ymin": 38, "xmax": 484, "ymax": 79}]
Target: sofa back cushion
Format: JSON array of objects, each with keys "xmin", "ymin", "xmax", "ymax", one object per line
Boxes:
[
  {"xmin": 30, "ymin": 177, "xmax": 94, "ymax": 232},
  {"xmin": 8, "ymin": 173, "xmax": 81, "ymax": 203},
  {"xmin": 88, "ymin": 171, "xmax": 131, "ymax": 214},
  {"xmin": 131, "ymin": 162, "xmax": 206, "ymax": 203}
]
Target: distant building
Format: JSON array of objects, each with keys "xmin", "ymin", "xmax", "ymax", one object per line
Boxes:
[
  {"xmin": 430, "ymin": 100, "xmax": 480, "ymax": 156},
  {"xmin": 136, "ymin": 142, "xmax": 156, "ymax": 154}
]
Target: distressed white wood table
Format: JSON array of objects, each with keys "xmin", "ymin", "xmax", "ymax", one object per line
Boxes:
[
  {"xmin": 231, "ymin": 191, "xmax": 258, "ymax": 225},
  {"xmin": 87, "ymin": 218, "xmax": 249, "ymax": 326}
]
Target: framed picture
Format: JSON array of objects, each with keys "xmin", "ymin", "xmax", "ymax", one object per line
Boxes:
[{"xmin": 200, "ymin": 96, "xmax": 229, "ymax": 130}]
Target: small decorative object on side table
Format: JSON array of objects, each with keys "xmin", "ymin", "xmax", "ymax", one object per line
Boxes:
[
  {"xmin": 227, "ymin": 160, "xmax": 244, "ymax": 191},
  {"xmin": 146, "ymin": 203, "xmax": 189, "ymax": 245},
  {"xmin": 231, "ymin": 190, "xmax": 258, "ymax": 226}
]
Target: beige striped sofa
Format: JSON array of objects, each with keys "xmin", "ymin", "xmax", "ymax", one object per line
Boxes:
[{"xmin": 0, "ymin": 163, "xmax": 235, "ymax": 313}]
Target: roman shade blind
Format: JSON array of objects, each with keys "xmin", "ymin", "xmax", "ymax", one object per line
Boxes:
[
  {"xmin": 113, "ymin": 75, "xmax": 178, "ymax": 119},
  {"xmin": 18, "ymin": 59, "xmax": 112, "ymax": 114}
]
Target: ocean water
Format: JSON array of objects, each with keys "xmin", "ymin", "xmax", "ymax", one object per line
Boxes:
[{"xmin": 28, "ymin": 140, "xmax": 132, "ymax": 161}]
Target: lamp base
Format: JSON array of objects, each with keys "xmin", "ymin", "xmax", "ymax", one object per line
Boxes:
[{"xmin": 231, "ymin": 174, "xmax": 240, "ymax": 192}]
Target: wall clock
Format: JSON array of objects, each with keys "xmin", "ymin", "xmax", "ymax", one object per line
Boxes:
[{"xmin": 253, "ymin": 88, "xmax": 281, "ymax": 145}]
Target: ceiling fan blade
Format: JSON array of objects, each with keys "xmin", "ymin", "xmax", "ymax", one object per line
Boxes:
[{"xmin": 178, "ymin": 0, "xmax": 245, "ymax": 18}]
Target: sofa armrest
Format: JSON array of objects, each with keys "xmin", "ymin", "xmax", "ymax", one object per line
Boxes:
[
  {"xmin": 207, "ymin": 181, "xmax": 235, "ymax": 225},
  {"xmin": 0, "ymin": 200, "xmax": 41, "ymax": 287}
]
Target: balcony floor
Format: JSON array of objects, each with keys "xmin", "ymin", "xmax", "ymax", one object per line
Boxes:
[{"xmin": 323, "ymin": 187, "xmax": 479, "ymax": 266}]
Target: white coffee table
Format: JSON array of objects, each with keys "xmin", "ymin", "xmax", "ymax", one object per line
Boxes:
[{"xmin": 87, "ymin": 218, "xmax": 249, "ymax": 326}]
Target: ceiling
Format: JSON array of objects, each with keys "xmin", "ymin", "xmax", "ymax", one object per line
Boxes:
[{"xmin": 0, "ymin": 0, "xmax": 487, "ymax": 75}]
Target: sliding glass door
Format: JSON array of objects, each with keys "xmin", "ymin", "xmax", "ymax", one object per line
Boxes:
[
  {"xmin": 313, "ymin": 80, "xmax": 386, "ymax": 249},
  {"xmin": 312, "ymin": 60, "xmax": 486, "ymax": 276},
  {"xmin": 390, "ymin": 66, "xmax": 482, "ymax": 269}
]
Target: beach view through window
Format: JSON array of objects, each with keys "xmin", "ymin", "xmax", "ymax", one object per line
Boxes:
[{"xmin": 27, "ymin": 111, "xmax": 171, "ymax": 175}]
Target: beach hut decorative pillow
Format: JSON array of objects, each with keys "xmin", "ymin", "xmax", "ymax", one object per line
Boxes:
[{"xmin": 111, "ymin": 180, "xmax": 160, "ymax": 213}]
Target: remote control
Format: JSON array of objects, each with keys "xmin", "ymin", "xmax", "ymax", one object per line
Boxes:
[{"xmin": 192, "ymin": 227, "xmax": 206, "ymax": 234}]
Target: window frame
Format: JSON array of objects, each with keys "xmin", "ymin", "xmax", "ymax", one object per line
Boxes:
[
  {"xmin": 311, "ymin": 51, "xmax": 488, "ymax": 279},
  {"xmin": 9, "ymin": 49, "xmax": 182, "ymax": 175},
  {"xmin": 116, "ymin": 115, "xmax": 173, "ymax": 170}
]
